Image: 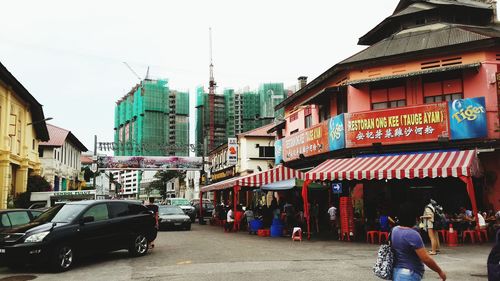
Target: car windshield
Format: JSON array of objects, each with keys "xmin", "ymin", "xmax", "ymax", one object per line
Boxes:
[
  {"xmin": 170, "ymin": 199, "xmax": 190, "ymax": 206},
  {"xmin": 159, "ymin": 206, "xmax": 185, "ymax": 215},
  {"xmin": 33, "ymin": 204, "xmax": 87, "ymax": 223}
]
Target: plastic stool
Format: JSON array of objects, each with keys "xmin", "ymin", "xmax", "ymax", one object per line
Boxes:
[
  {"xmin": 447, "ymin": 231, "xmax": 458, "ymax": 247},
  {"xmin": 366, "ymin": 231, "xmax": 379, "ymax": 244},
  {"xmin": 340, "ymin": 231, "xmax": 351, "ymax": 241},
  {"xmin": 292, "ymin": 227, "xmax": 302, "ymax": 242},
  {"xmin": 476, "ymin": 229, "xmax": 489, "ymax": 243},
  {"xmin": 437, "ymin": 230, "xmax": 448, "ymax": 243},
  {"xmin": 462, "ymin": 230, "xmax": 477, "ymax": 243},
  {"xmin": 379, "ymin": 232, "xmax": 389, "ymax": 244}
]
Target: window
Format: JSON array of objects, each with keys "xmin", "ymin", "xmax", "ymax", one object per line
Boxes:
[
  {"xmin": 128, "ymin": 204, "xmax": 146, "ymax": 215},
  {"xmin": 337, "ymin": 92, "xmax": 348, "ymax": 115},
  {"xmin": 318, "ymin": 103, "xmax": 330, "ymax": 122},
  {"xmin": 370, "ymin": 85, "xmax": 406, "ymax": 110},
  {"xmin": 30, "ymin": 211, "xmax": 42, "ymax": 218},
  {"xmin": 289, "ymin": 112, "xmax": 298, "ymax": 122},
  {"xmin": 83, "ymin": 204, "xmax": 109, "ymax": 222},
  {"xmin": 108, "ymin": 202, "xmax": 129, "ymax": 218},
  {"xmin": 8, "ymin": 211, "xmax": 31, "ymax": 226},
  {"xmin": 304, "ymin": 114, "xmax": 312, "ymax": 129},
  {"xmin": 423, "ymin": 77, "xmax": 463, "ymax": 104},
  {"xmin": 0, "ymin": 214, "xmax": 11, "ymax": 228},
  {"xmin": 259, "ymin": 146, "xmax": 275, "ymax": 158},
  {"xmin": 38, "ymin": 147, "xmax": 44, "ymax": 158}
]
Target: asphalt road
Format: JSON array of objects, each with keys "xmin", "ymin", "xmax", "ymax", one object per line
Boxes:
[{"xmin": 0, "ymin": 224, "xmax": 492, "ymax": 281}]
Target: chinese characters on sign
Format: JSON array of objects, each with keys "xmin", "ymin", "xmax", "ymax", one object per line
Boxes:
[
  {"xmin": 227, "ymin": 138, "xmax": 238, "ymax": 166},
  {"xmin": 344, "ymin": 102, "xmax": 449, "ymax": 148}
]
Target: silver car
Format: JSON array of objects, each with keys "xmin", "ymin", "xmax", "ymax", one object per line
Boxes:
[{"xmin": 158, "ymin": 205, "xmax": 191, "ymax": 231}]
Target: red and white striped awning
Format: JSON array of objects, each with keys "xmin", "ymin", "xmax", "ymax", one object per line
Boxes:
[
  {"xmin": 201, "ymin": 165, "xmax": 304, "ymax": 192},
  {"xmin": 305, "ymin": 150, "xmax": 481, "ymax": 181}
]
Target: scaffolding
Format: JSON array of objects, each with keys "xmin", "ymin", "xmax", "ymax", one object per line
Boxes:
[
  {"xmin": 258, "ymin": 83, "xmax": 285, "ymax": 119},
  {"xmin": 114, "ymin": 79, "xmax": 190, "ymax": 157}
]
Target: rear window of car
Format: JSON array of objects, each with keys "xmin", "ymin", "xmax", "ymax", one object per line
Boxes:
[
  {"xmin": 170, "ymin": 199, "xmax": 190, "ymax": 206},
  {"xmin": 0, "ymin": 214, "xmax": 11, "ymax": 228}
]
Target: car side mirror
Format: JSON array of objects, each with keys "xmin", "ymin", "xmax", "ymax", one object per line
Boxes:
[{"xmin": 80, "ymin": 216, "xmax": 94, "ymax": 225}]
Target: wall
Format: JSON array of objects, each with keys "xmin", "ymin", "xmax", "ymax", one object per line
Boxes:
[
  {"xmin": 238, "ymin": 136, "xmax": 275, "ymax": 175},
  {"xmin": 0, "ymin": 84, "xmax": 42, "ymax": 208},
  {"xmin": 479, "ymin": 151, "xmax": 500, "ymax": 210}
]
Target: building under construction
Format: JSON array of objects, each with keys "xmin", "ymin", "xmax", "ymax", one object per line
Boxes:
[
  {"xmin": 114, "ymin": 79, "xmax": 189, "ymax": 156},
  {"xmin": 195, "ymin": 86, "xmax": 226, "ymax": 155}
]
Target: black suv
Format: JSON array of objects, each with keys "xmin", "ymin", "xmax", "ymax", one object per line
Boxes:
[{"xmin": 0, "ymin": 200, "xmax": 157, "ymax": 272}]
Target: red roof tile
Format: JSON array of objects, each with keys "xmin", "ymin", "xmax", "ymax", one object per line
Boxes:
[
  {"xmin": 237, "ymin": 123, "xmax": 276, "ymax": 137},
  {"xmin": 39, "ymin": 124, "xmax": 88, "ymax": 151}
]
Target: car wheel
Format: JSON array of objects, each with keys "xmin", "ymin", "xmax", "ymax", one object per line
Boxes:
[
  {"xmin": 129, "ymin": 234, "xmax": 148, "ymax": 257},
  {"xmin": 50, "ymin": 244, "xmax": 74, "ymax": 272}
]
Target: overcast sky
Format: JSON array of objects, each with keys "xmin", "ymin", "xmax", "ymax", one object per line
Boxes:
[{"xmin": 0, "ymin": 0, "xmax": 408, "ymax": 150}]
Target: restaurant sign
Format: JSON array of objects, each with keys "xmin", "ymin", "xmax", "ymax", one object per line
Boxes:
[
  {"xmin": 345, "ymin": 103, "xmax": 449, "ymax": 148},
  {"xmin": 211, "ymin": 166, "xmax": 236, "ymax": 182},
  {"xmin": 282, "ymin": 114, "xmax": 345, "ymax": 162}
]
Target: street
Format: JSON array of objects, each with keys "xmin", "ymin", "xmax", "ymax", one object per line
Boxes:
[{"xmin": 0, "ymin": 224, "xmax": 492, "ymax": 281}]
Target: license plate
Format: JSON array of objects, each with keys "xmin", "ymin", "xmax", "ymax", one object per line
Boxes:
[
  {"xmin": 174, "ymin": 223, "xmax": 181, "ymax": 226},
  {"xmin": 0, "ymin": 249, "xmax": 5, "ymax": 254}
]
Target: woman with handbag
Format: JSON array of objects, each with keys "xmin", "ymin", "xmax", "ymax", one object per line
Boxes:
[{"xmin": 392, "ymin": 203, "xmax": 446, "ymax": 281}]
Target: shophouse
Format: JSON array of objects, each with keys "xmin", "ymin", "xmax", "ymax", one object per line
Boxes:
[
  {"xmin": 272, "ymin": 0, "xmax": 500, "ymax": 231},
  {"xmin": 39, "ymin": 124, "xmax": 88, "ymax": 191},
  {"xmin": 0, "ymin": 62, "xmax": 49, "ymax": 209}
]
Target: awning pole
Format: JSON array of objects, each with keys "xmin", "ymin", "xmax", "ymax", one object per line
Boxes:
[
  {"xmin": 459, "ymin": 176, "xmax": 480, "ymax": 230},
  {"xmin": 199, "ymin": 191, "xmax": 203, "ymax": 222},
  {"xmin": 302, "ymin": 180, "xmax": 312, "ymax": 240},
  {"xmin": 234, "ymin": 185, "xmax": 240, "ymax": 214}
]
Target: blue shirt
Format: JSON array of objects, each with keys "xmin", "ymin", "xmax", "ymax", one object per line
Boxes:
[
  {"xmin": 379, "ymin": 216, "xmax": 390, "ymax": 232},
  {"xmin": 391, "ymin": 226, "xmax": 425, "ymax": 276}
]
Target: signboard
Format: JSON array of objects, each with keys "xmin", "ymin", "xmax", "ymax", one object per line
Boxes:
[
  {"xmin": 274, "ymin": 139, "xmax": 283, "ymax": 165},
  {"xmin": 282, "ymin": 120, "xmax": 329, "ymax": 162},
  {"xmin": 281, "ymin": 115, "xmax": 346, "ymax": 162},
  {"xmin": 97, "ymin": 156, "xmax": 202, "ymax": 170},
  {"xmin": 328, "ymin": 114, "xmax": 345, "ymax": 151},
  {"xmin": 227, "ymin": 138, "xmax": 238, "ymax": 166},
  {"xmin": 211, "ymin": 166, "xmax": 236, "ymax": 182},
  {"xmin": 345, "ymin": 103, "xmax": 449, "ymax": 148},
  {"xmin": 332, "ymin": 183, "xmax": 342, "ymax": 194},
  {"xmin": 449, "ymin": 97, "xmax": 487, "ymax": 140}
]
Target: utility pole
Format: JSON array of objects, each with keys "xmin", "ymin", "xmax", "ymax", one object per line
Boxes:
[{"xmin": 93, "ymin": 135, "xmax": 97, "ymax": 189}]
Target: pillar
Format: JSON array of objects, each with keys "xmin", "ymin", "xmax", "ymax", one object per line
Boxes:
[
  {"xmin": 15, "ymin": 163, "xmax": 29, "ymax": 194},
  {"xmin": 0, "ymin": 159, "xmax": 10, "ymax": 209}
]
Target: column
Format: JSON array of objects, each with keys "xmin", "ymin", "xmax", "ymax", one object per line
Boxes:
[
  {"xmin": 0, "ymin": 159, "xmax": 10, "ymax": 209},
  {"xmin": 15, "ymin": 161, "xmax": 29, "ymax": 194}
]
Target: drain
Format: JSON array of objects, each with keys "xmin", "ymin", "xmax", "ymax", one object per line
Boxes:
[{"xmin": 0, "ymin": 275, "xmax": 37, "ymax": 281}]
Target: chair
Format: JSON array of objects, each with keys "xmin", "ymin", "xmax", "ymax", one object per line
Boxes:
[
  {"xmin": 366, "ymin": 231, "xmax": 379, "ymax": 244},
  {"xmin": 379, "ymin": 232, "xmax": 389, "ymax": 244},
  {"xmin": 292, "ymin": 227, "xmax": 302, "ymax": 242},
  {"xmin": 437, "ymin": 230, "xmax": 448, "ymax": 243},
  {"xmin": 476, "ymin": 229, "xmax": 489, "ymax": 243},
  {"xmin": 462, "ymin": 230, "xmax": 477, "ymax": 243}
]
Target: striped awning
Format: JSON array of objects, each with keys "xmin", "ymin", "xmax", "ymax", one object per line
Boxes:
[
  {"xmin": 305, "ymin": 150, "xmax": 481, "ymax": 181},
  {"xmin": 201, "ymin": 165, "xmax": 304, "ymax": 192}
]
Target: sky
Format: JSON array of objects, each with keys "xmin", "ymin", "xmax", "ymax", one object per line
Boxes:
[{"xmin": 0, "ymin": 0, "xmax": 406, "ymax": 151}]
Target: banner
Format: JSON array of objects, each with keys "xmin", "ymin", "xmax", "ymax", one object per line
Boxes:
[
  {"xmin": 449, "ymin": 97, "xmax": 487, "ymax": 140},
  {"xmin": 274, "ymin": 139, "xmax": 283, "ymax": 165},
  {"xmin": 282, "ymin": 115, "xmax": 345, "ymax": 162},
  {"xmin": 227, "ymin": 138, "xmax": 238, "ymax": 166},
  {"xmin": 345, "ymin": 103, "xmax": 449, "ymax": 148},
  {"xmin": 97, "ymin": 156, "xmax": 202, "ymax": 170}
]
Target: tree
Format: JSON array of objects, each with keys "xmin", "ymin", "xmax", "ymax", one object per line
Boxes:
[
  {"xmin": 148, "ymin": 170, "xmax": 186, "ymax": 199},
  {"xmin": 14, "ymin": 175, "xmax": 51, "ymax": 208}
]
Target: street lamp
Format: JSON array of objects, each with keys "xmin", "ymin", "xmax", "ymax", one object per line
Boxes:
[{"xmin": 27, "ymin": 117, "xmax": 53, "ymax": 126}]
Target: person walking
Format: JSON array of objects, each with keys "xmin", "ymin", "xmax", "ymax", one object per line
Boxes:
[
  {"xmin": 327, "ymin": 204, "xmax": 338, "ymax": 236},
  {"xmin": 225, "ymin": 205, "xmax": 234, "ymax": 232},
  {"xmin": 392, "ymin": 203, "xmax": 446, "ymax": 281},
  {"xmin": 144, "ymin": 197, "xmax": 159, "ymax": 249},
  {"xmin": 421, "ymin": 199, "xmax": 440, "ymax": 255}
]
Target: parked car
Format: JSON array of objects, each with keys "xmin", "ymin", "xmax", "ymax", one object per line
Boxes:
[
  {"xmin": 158, "ymin": 205, "xmax": 191, "ymax": 231},
  {"xmin": 190, "ymin": 199, "xmax": 214, "ymax": 218},
  {"xmin": 0, "ymin": 209, "xmax": 43, "ymax": 231},
  {"xmin": 0, "ymin": 200, "xmax": 157, "ymax": 272},
  {"xmin": 165, "ymin": 198, "xmax": 196, "ymax": 222}
]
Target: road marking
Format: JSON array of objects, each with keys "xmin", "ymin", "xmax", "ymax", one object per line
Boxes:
[{"xmin": 176, "ymin": 260, "xmax": 192, "ymax": 265}]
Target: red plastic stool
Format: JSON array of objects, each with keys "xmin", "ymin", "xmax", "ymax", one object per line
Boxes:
[
  {"xmin": 447, "ymin": 231, "xmax": 458, "ymax": 247},
  {"xmin": 476, "ymin": 229, "xmax": 489, "ymax": 243},
  {"xmin": 340, "ymin": 231, "xmax": 351, "ymax": 241},
  {"xmin": 437, "ymin": 230, "xmax": 448, "ymax": 243},
  {"xmin": 292, "ymin": 227, "xmax": 302, "ymax": 242},
  {"xmin": 366, "ymin": 231, "xmax": 379, "ymax": 244},
  {"xmin": 379, "ymin": 232, "xmax": 389, "ymax": 244},
  {"xmin": 462, "ymin": 230, "xmax": 477, "ymax": 243}
]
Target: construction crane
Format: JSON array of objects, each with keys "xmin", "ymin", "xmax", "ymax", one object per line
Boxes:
[{"xmin": 123, "ymin": 62, "xmax": 150, "ymax": 81}]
